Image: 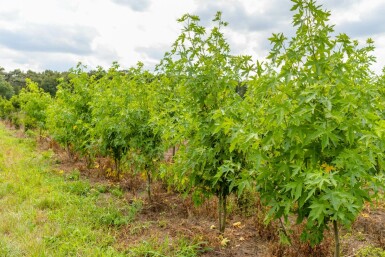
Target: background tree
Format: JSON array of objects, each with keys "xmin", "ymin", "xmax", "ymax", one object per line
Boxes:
[
  {"xmin": 4, "ymin": 69, "xmax": 26, "ymax": 94},
  {"xmin": 39, "ymin": 70, "xmax": 63, "ymax": 96},
  {"xmin": 0, "ymin": 75, "xmax": 14, "ymax": 100}
]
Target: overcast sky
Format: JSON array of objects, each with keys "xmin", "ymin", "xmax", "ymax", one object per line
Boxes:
[{"xmin": 0, "ymin": 0, "xmax": 384, "ymax": 73}]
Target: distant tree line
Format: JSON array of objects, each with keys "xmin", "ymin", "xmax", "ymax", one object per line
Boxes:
[
  {"xmin": 0, "ymin": 66, "xmax": 136, "ymax": 100},
  {"xmin": 0, "ymin": 67, "xmax": 69, "ymax": 98}
]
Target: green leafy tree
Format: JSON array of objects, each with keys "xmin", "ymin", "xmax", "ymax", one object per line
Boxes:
[
  {"xmin": 46, "ymin": 82, "xmax": 77, "ymax": 158},
  {"xmin": 125, "ymin": 64, "xmax": 163, "ymax": 201},
  {"xmin": 90, "ymin": 64, "xmax": 131, "ymax": 177},
  {"xmin": 47, "ymin": 64, "xmax": 94, "ymax": 162},
  {"xmin": 245, "ymin": 0, "xmax": 385, "ymax": 255},
  {"xmin": 18, "ymin": 79, "xmax": 52, "ymax": 132},
  {"xmin": 5, "ymin": 69, "xmax": 26, "ymax": 94},
  {"xmin": 0, "ymin": 75, "xmax": 14, "ymax": 100},
  {"xmin": 158, "ymin": 12, "xmax": 254, "ymax": 232},
  {"xmin": 0, "ymin": 97, "xmax": 14, "ymax": 120},
  {"xmin": 91, "ymin": 63, "xmax": 163, "ymax": 199},
  {"xmin": 40, "ymin": 70, "xmax": 62, "ymax": 96}
]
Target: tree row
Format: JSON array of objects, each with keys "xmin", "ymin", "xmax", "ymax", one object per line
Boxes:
[{"xmin": 1, "ymin": 1, "xmax": 385, "ymax": 255}]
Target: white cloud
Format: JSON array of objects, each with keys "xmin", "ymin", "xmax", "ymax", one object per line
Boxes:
[
  {"xmin": 0, "ymin": 0, "xmax": 384, "ymax": 73},
  {"xmin": 111, "ymin": 0, "xmax": 151, "ymax": 11}
]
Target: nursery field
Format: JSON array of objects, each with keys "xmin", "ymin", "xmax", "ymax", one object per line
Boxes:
[
  {"xmin": 1, "ymin": 123, "xmax": 385, "ymax": 257},
  {"xmin": 2, "ymin": 1, "xmax": 385, "ymax": 256}
]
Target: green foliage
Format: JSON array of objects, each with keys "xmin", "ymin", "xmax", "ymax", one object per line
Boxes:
[
  {"xmin": 39, "ymin": 70, "xmax": 63, "ymax": 96},
  {"xmin": 90, "ymin": 64, "xmax": 131, "ymax": 174},
  {"xmin": 35, "ymin": 197, "xmax": 61, "ymax": 210},
  {"xmin": 98, "ymin": 199, "xmax": 142, "ymax": 227},
  {"xmin": 122, "ymin": 65, "xmax": 163, "ymax": 195},
  {"xmin": 356, "ymin": 246, "xmax": 385, "ymax": 257},
  {"xmin": 0, "ymin": 68, "xmax": 65, "ymax": 96},
  {"xmin": 0, "ymin": 97, "xmax": 14, "ymax": 120},
  {"xmin": 89, "ymin": 63, "xmax": 163, "ymax": 198},
  {"xmin": 244, "ymin": 0, "xmax": 385, "ymax": 246},
  {"xmin": 18, "ymin": 79, "xmax": 52, "ymax": 131},
  {"xmin": 64, "ymin": 180, "xmax": 91, "ymax": 196},
  {"xmin": 157, "ymin": 12, "xmax": 255, "ymax": 232},
  {"xmin": 0, "ymin": 75, "xmax": 14, "ymax": 100},
  {"xmin": 4, "ymin": 0, "xmax": 385, "ymax": 252},
  {"xmin": 46, "ymin": 64, "xmax": 94, "ymax": 159}
]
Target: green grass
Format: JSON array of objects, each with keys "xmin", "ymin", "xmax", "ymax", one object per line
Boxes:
[
  {"xmin": 0, "ymin": 124, "xmax": 130, "ymax": 256},
  {"xmin": 0, "ymin": 123, "xmax": 203, "ymax": 256},
  {"xmin": 356, "ymin": 246, "xmax": 385, "ymax": 257}
]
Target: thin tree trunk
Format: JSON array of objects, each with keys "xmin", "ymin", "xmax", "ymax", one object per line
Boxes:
[
  {"xmin": 223, "ymin": 194, "xmax": 227, "ymax": 232},
  {"xmin": 66, "ymin": 143, "xmax": 73, "ymax": 160},
  {"xmin": 333, "ymin": 220, "xmax": 340, "ymax": 257},
  {"xmin": 218, "ymin": 193, "xmax": 223, "ymax": 233},
  {"xmin": 279, "ymin": 217, "xmax": 291, "ymax": 245},
  {"xmin": 218, "ymin": 192, "xmax": 227, "ymax": 233},
  {"xmin": 146, "ymin": 170, "xmax": 152, "ymax": 202},
  {"xmin": 114, "ymin": 158, "xmax": 120, "ymax": 180}
]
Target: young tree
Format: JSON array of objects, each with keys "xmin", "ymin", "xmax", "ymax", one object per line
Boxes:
[
  {"xmin": 90, "ymin": 63, "xmax": 163, "ymax": 198},
  {"xmin": 126, "ymin": 64, "xmax": 163, "ymax": 200},
  {"xmin": 18, "ymin": 79, "xmax": 52, "ymax": 132},
  {"xmin": 158, "ymin": 12, "xmax": 254, "ymax": 233},
  {"xmin": 90, "ymin": 64, "xmax": 131, "ymax": 178},
  {"xmin": 46, "ymin": 83, "xmax": 77, "ymax": 158},
  {"xmin": 47, "ymin": 64, "xmax": 94, "ymax": 161},
  {"xmin": 0, "ymin": 97, "xmax": 14, "ymax": 120},
  {"xmin": 245, "ymin": 0, "xmax": 385, "ymax": 255}
]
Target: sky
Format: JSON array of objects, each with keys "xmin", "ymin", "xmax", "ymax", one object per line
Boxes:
[{"xmin": 0, "ymin": 0, "xmax": 384, "ymax": 73}]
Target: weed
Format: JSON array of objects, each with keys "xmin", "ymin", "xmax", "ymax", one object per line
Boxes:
[
  {"xmin": 24, "ymin": 129, "xmax": 37, "ymax": 138},
  {"xmin": 98, "ymin": 208, "xmax": 130, "ymax": 227},
  {"xmin": 157, "ymin": 219, "xmax": 168, "ymax": 228},
  {"xmin": 41, "ymin": 149, "xmax": 55, "ymax": 160},
  {"xmin": 98, "ymin": 199, "xmax": 143, "ymax": 227},
  {"xmin": 355, "ymin": 231, "xmax": 367, "ymax": 242},
  {"xmin": 111, "ymin": 186, "xmax": 124, "ymax": 198},
  {"xmin": 0, "ymin": 183, "xmax": 14, "ymax": 199},
  {"xmin": 65, "ymin": 169, "xmax": 81, "ymax": 180},
  {"xmin": 35, "ymin": 198, "xmax": 60, "ymax": 210},
  {"xmin": 128, "ymin": 199, "xmax": 143, "ymax": 220},
  {"xmin": 130, "ymin": 221, "xmax": 153, "ymax": 235},
  {"xmin": 96, "ymin": 184, "xmax": 109, "ymax": 193},
  {"xmin": 356, "ymin": 245, "xmax": 385, "ymax": 257},
  {"xmin": 64, "ymin": 180, "xmax": 91, "ymax": 196}
]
